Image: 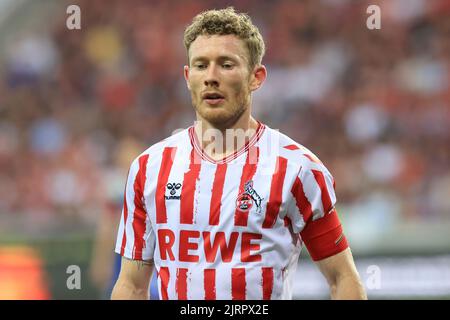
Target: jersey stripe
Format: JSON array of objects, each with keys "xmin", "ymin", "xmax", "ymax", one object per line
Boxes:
[
  {"xmin": 231, "ymin": 268, "xmax": 246, "ymax": 300},
  {"xmin": 176, "ymin": 268, "xmax": 188, "ymax": 300},
  {"xmin": 204, "ymin": 269, "xmax": 216, "ymax": 300},
  {"xmin": 262, "ymin": 267, "xmax": 274, "ymax": 300},
  {"xmin": 156, "ymin": 147, "xmax": 177, "ymax": 224},
  {"xmin": 132, "ymin": 154, "xmax": 149, "ymax": 260},
  {"xmin": 284, "ymin": 144, "xmax": 299, "ymax": 150},
  {"xmin": 180, "ymin": 149, "xmax": 201, "ymax": 224},
  {"xmin": 120, "ymin": 182, "xmax": 129, "ymax": 256},
  {"xmin": 209, "ymin": 163, "xmax": 227, "ymax": 225},
  {"xmin": 312, "ymin": 169, "xmax": 333, "ymax": 213},
  {"xmin": 291, "ymin": 175, "xmax": 313, "ymax": 223},
  {"xmin": 234, "ymin": 146, "xmax": 259, "ymax": 226},
  {"xmin": 304, "ymin": 153, "xmax": 323, "ymax": 165},
  {"xmin": 263, "ymin": 156, "xmax": 288, "ymax": 228},
  {"xmin": 284, "ymin": 216, "xmax": 291, "ymax": 227},
  {"xmin": 159, "ymin": 267, "xmax": 170, "ymax": 300}
]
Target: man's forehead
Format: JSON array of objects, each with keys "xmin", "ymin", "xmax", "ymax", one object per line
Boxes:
[{"xmin": 189, "ymin": 34, "xmax": 248, "ymax": 60}]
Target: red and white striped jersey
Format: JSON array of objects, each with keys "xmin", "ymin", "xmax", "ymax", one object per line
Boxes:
[{"xmin": 115, "ymin": 122, "xmax": 348, "ymax": 300}]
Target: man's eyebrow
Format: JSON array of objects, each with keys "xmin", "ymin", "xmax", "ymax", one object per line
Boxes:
[{"xmin": 191, "ymin": 55, "xmax": 239, "ymax": 63}]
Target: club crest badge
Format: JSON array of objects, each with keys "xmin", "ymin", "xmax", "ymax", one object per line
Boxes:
[{"xmin": 236, "ymin": 180, "xmax": 263, "ymax": 214}]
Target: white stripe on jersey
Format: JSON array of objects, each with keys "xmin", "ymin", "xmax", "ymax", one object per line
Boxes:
[{"xmin": 116, "ymin": 159, "xmax": 139, "ymax": 258}]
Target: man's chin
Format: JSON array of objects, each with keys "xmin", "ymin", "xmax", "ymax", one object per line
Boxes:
[
  {"xmin": 194, "ymin": 101, "xmax": 247, "ymax": 128},
  {"xmin": 201, "ymin": 114, "xmax": 233, "ymax": 126},
  {"xmin": 197, "ymin": 109, "xmax": 238, "ymax": 127}
]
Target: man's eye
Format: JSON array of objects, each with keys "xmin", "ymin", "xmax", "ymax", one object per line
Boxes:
[
  {"xmin": 195, "ymin": 64, "xmax": 207, "ymax": 69},
  {"xmin": 222, "ymin": 63, "xmax": 233, "ymax": 69}
]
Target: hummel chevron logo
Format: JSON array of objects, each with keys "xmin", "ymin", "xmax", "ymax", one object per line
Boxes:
[{"xmin": 165, "ymin": 182, "xmax": 182, "ymax": 200}]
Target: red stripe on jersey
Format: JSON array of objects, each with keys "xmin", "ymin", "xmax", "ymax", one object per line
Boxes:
[
  {"xmin": 132, "ymin": 154, "xmax": 149, "ymax": 260},
  {"xmin": 291, "ymin": 175, "xmax": 313, "ymax": 223},
  {"xmin": 204, "ymin": 269, "xmax": 216, "ymax": 300},
  {"xmin": 262, "ymin": 267, "xmax": 274, "ymax": 300},
  {"xmin": 209, "ymin": 163, "xmax": 227, "ymax": 225},
  {"xmin": 120, "ymin": 178, "xmax": 129, "ymax": 256},
  {"xmin": 180, "ymin": 149, "xmax": 201, "ymax": 224},
  {"xmin": 156, "ymin": 147, "xmax": 177, "ymax": 224},
  {"xmin": 231, "ymin": 268, "xmax": 246, "ymax": 300},
  {"xmin": 176, "ymin": 268, "xmax": 188, "ymax": 300},
  {"xmin": 159, "ymin": 267, "xmax": 170, "ymax": 300},
  {"xmin": 284, "ymin": 144, "xmax": 299, "ymax": 150},
  {"xmin": 303, "ymin": 153, "xmax": 323, "ymax": 165},
  {"xmin": 284, "ymin": 216, "xmax": 292, "ymax": 227},
  {"xmin": 312, "ymin": 170, "xmax": 333, "ymax": 213},
  {"xmin": 234, "ymin": 146, "xmax": 259, "ymax": 226},
  {"xmin": 263, "ymin": 156, "xmax": 288, "ymax": 228}
]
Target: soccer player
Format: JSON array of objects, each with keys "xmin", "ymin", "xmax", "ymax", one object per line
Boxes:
[{"xmin": 111, "ymin": 7, "xmax": 367, "ymax": 300}]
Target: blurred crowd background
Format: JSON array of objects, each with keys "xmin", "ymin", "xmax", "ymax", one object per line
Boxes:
[{"xmin": 0, "ymin": 0, "xmax": 449, "ymax": 299}]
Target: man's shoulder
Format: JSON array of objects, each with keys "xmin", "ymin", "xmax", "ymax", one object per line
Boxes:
[{"xmin": 264, "ymin": 126, "xmax": 330, "ymax": 172}]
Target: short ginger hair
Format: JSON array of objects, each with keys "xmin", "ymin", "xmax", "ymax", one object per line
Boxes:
[{"xmin": 183, "ymin": 7, "xmax": 265, "ymax": 70}]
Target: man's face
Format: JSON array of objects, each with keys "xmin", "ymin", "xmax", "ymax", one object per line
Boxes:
[{"xmin": 184, "ymin": 34, "xmax": 264, "ymax": 128}]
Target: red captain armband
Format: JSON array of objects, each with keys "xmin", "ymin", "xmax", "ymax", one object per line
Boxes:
[{"xmin": 300, "ymin": 208, "xmax": 349, "ymax": 261}]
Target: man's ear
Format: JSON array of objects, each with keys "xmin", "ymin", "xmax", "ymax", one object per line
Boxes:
[
  {"xmin": 184, "ymin": 65, "xmax": 191, "ymax": 90},
  {"xmin": 249, "ymin": 65, "xmax": 267, "ymax": 92}
]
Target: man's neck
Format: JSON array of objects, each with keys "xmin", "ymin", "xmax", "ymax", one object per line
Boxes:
[{"xmin": 194, "ymin": 112, "xmax": 259, "ymax": 161}]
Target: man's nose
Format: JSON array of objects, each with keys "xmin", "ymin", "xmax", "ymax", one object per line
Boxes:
[{"xmin": 204, "ymin": 64, "xmax": 219, "ymax": 87}]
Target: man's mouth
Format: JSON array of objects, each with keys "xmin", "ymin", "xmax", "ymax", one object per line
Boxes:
[{"xmin": 202, "ymin": 92, "xmax": 225, "ymax": 105}]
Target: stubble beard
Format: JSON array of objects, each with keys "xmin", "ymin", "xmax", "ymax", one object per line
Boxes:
[{"xmin": 192, "ymin": 89, "xmax": 251, "ymax": 130}]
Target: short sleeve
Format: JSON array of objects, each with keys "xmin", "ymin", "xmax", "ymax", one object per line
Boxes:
[
  {"xmin": 287, "ymin": 159, "xmax": 348, "ymax": 261},
  {"xmin": 115, "ymin": 154, "xmax": 155, "ymax": 261}
]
